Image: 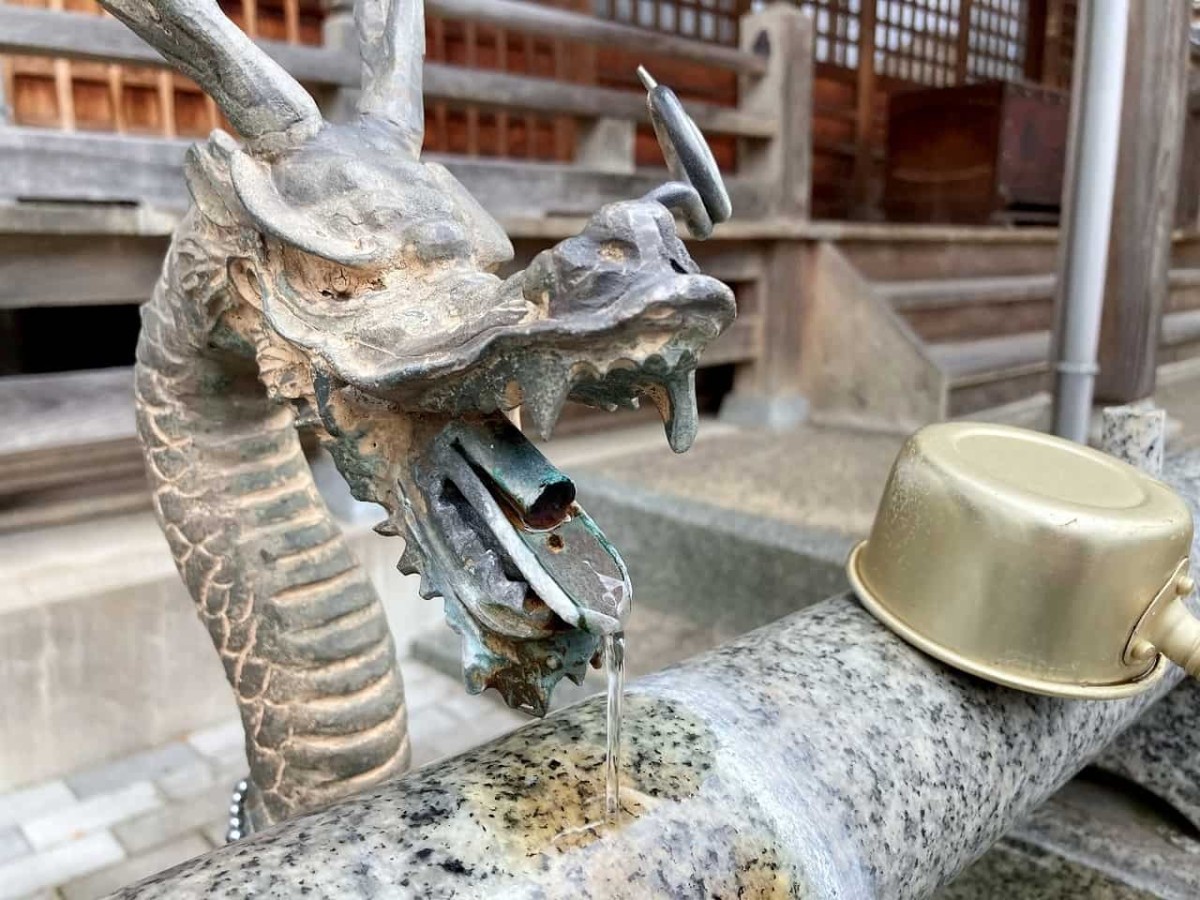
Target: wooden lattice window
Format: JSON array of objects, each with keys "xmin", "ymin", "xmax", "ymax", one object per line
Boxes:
[
  {"xmin": 1, "ymin": 0, "xmax": 320, "ymax": 137},
  {"xmin": 791, "ymin": 0, "xmax": 1033, "ymax": 87},
  {"xmin": 792, "ymin": 0, "xmax": 862, "ymax": 68},
  {"xmin": 422, "ymin": 2, "xmax": 593, "ymax": 163},
  {"xmin": 874, "ymin": 0, "xmax": 964, "ymax": 86},
  {"xmin": 598, "ymin": 0, "xmax": 742, "ymax": 46},
  {"xmin": 964, "ymin": 0, "xmax": 1027, "ymax": 81}
]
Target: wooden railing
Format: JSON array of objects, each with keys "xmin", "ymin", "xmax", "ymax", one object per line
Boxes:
[
  {"xmin": 0, "ymin": 1, "xmax": 815, "ymax": 529},
  {"xmin": 0, "ymin": 1, "xmax": 799, "ymax": 212}
]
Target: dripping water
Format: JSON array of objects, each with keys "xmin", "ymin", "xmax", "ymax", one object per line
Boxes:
[{"xmin": 604, "ymin": 631, "xmax": 626, "ymax": 824}]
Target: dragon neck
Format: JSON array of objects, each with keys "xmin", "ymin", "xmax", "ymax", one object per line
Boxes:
[{"xmin": 134, "ymin": 206, "xmax": 410, "ymax": 830}]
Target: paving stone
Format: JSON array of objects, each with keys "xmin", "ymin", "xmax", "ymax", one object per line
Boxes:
[
  {"xmin": 0, "ymin": 832, "xmax": 124, "ymax": 900},
  {"xmin": 66, "ymin": 743, "xmax": 202, "ymax": 800},
  {"xmin": 407, "ymin": 705, "xmax": 462, "ymax": 769},
  {"xmin": 21, "ymin": 783, "xmax": 160, "ymax": 852},
  {"xmin": 60, "ymin": 834, "xmax": 210, "ymax": 900},
  {"xmin": 200, "ymin": 820, "xmax": 228, "ymax": 849},
  {"xmin": 0, "ymin": 783, "xmax": 75, "ymax": 831},
  {"xmin": 408, "ymin": 701, "xmax": 527, "ymax": 770},
  {"xmin": 184, "ymin": 721, "xmax": 244, "ymax": 769},
  {"xmin": 154, "ymin": 760, "xmax": 215, "ymax": 802},
  {"xmin": 112, "ymin": 783, "xmax": 230, "ymax": 855},
  {"xmin": 0, "ymin": 826, "xmax": 30, "ymax": 865},
  {"xmin": 402, "ymin": 663, "xmax": 462, "ymax": 715}
]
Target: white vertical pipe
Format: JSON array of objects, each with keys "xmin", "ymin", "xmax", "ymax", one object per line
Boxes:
[{"xmin": 1053, "ymin": 0, "xmax": 1130, "ymax": 443}]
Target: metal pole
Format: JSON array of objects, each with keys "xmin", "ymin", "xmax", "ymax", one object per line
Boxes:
[{"xmin": 1052, "ymin": 0, "xmax": 1130, "ymax": 442}]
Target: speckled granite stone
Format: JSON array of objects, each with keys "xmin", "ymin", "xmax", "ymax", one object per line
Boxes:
[
  {"xmin": 1097, "ymin": 409, "xmax": 1200, "ymax": 834},
  {"xmin": 1097, "ymin": 679, "xmax": 1200, "ymax": 832},
  {"xmin": 1101, "ymin": 405, "xmax": 1166, "ymax": 475},
  {"xmin": 941, "ymin": 768, "xmax": 1200, "ymax": 899},
  {"xmin": 113, "ymin": 450, "xmax": 1200, "ymax": 900},
  {"xmin": 934, "ymin": 840, "xmax": 1158, "ymax": 900}
]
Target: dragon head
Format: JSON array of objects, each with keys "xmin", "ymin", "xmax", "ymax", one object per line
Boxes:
[{"xmin": 108, "ymin": 0, "xmax": 734, "ymax": 714}]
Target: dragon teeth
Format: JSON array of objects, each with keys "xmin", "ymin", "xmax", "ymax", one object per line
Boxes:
[
  {"xmin": 373, "ymin": 519, "xmax": 401, "ymax": 537},
  {"xmin": 396, "ymin": 542, "xmax": 422, "ymax": 577},
  {"xmin": 520, "ymin": 371, "xmax": 571, "ymax": 440},
  {"xmin": 644, "ymin": 369, "xmax": 699, "ymax": 453},
  {"xmin": 417, "ymin": 572, "xmax": 440, "ymax": 601},
  {"xmin": 663, "ymin": 369, "xmax": 699, "ymax": 453}
]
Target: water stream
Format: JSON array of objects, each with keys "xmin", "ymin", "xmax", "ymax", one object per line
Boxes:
[{"xmin": 604, "ymin": 631, "xmax": 626, "ymax": 824}]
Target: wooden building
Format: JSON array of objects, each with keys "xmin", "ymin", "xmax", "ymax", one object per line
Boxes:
[{"xmin": 0, "ymin": 0, "xmax": 1196, "ymax": 533}]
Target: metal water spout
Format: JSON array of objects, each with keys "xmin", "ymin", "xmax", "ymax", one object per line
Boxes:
[
  {"xmin": 412, "ymin": 417, "xmax": 633, "ymax": 715},
  {"xmin": 397, "ymin": 68, "xmax": 734, "ymax": 717}
]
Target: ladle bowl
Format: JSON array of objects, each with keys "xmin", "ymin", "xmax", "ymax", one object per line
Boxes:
[{"xmin": 848, "ymin": 422, "xmax": 1197, "ymax": 698}]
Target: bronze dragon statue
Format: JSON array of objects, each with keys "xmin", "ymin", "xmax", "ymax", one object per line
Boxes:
[{"xmin": 99, "ymin": 0, "xmax": 734, "ymax": 833}]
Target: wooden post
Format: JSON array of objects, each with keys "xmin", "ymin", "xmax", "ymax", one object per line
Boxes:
[
  {"xmin": 954, "ymin": 0, "xmax": 972, "ymax": 85},
  {"xmin": 851, "ymin": 0, "xmax": 877, "ymax": 216},
  {"xmin": 1023, "ymin": 0, "xmax": 1048, "ymax": 84},
  {"xmin": 1041, "ymin": 0, "xmax": 1069, "ymax": 89},
  {"xmin": 0, "ymin": 59, "xmax": 11, "ymax": 127},
  {"xmin": 575, "ymin": 118, "xmax": 635, "ymax": 174},
  {"xmin": 318, "ymin": 0, "xmax": 358, "ymax": 123},
  {"xmin": 736, "ymin": 3, "xmax": 811, "ymax": 220},
  {"xmin": 721, "ymin": 5, "xmax": 813, "ymax": 430},
  {"xmin": 1093, "ymin": 0, "xmax": 1191, "ymax": 405}
]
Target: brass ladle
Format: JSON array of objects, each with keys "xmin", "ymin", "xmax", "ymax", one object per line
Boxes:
[{"xmin": 848, "ymin": 423, "xmax": 1200, "ymax": 698}]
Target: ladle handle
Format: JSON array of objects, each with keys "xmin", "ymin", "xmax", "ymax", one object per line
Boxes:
[{"xmin": 1131, "ymin": 570, "xmax": 1200, "ymax": 677}]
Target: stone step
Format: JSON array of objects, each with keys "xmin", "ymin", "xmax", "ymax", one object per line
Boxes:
[
  {"xmin": 877, "ymin": 273, "xmax": 1056, "ymax": 311},
  {"xmin": 927, "ymin": 308, "xmax": 1200, "ymax": 416},
  {"xmin": 875, "ymin": 268, "xmax": 1200, "ymax": 346},
  {"xmin": 835, "ymin": 228, "xmax": 1060, "ymax": 283}
]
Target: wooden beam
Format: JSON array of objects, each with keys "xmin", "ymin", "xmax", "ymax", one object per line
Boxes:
[
  {"xmin": 426, "ymin": 0, "xmax": 766, "ymax": 75},
  {"xmin": 424, "ymin": 63, "xmax": 773, "ymax": 138},
  {"xmin": 955, "ymin": 0, "xmax": 973, "ymax": 85},
  {"xmin": 1095, "ymin": 0, "xmax": 1193, "ymax": 403},
  {"xmin": 0, "ymin": 233, "xmax": 168, "ymax": 309},
  {"xmin": 0, "ymin": 6, "xmax": 773, "ymax": 139},
  {"xmin": 1024, "ymin": 0, "xmax": 1048, "ymax": 84},
  {"xmin": 852, "ymin": 0, "xmax": 877, "ymax": 215},
  {"xmin": 0, "ymin": 127, "xmax": 773, "ymax": 219},
  {"xmin": 0, "ymin": 6, "xmax": 360, "ymax": 83}
]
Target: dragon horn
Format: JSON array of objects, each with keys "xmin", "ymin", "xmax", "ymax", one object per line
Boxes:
[
  {"xmin": 98, "ymin": 0, "xmax": 321, "ymax": 154},
  {"xmin": 356, "ymin": 0, "xmax": 426, "ymax": 158}
]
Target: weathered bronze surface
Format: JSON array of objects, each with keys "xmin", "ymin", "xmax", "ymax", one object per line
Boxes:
[{"xmin": 101, "ymin": 0, "xmax": 734, "ymax": 831}]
